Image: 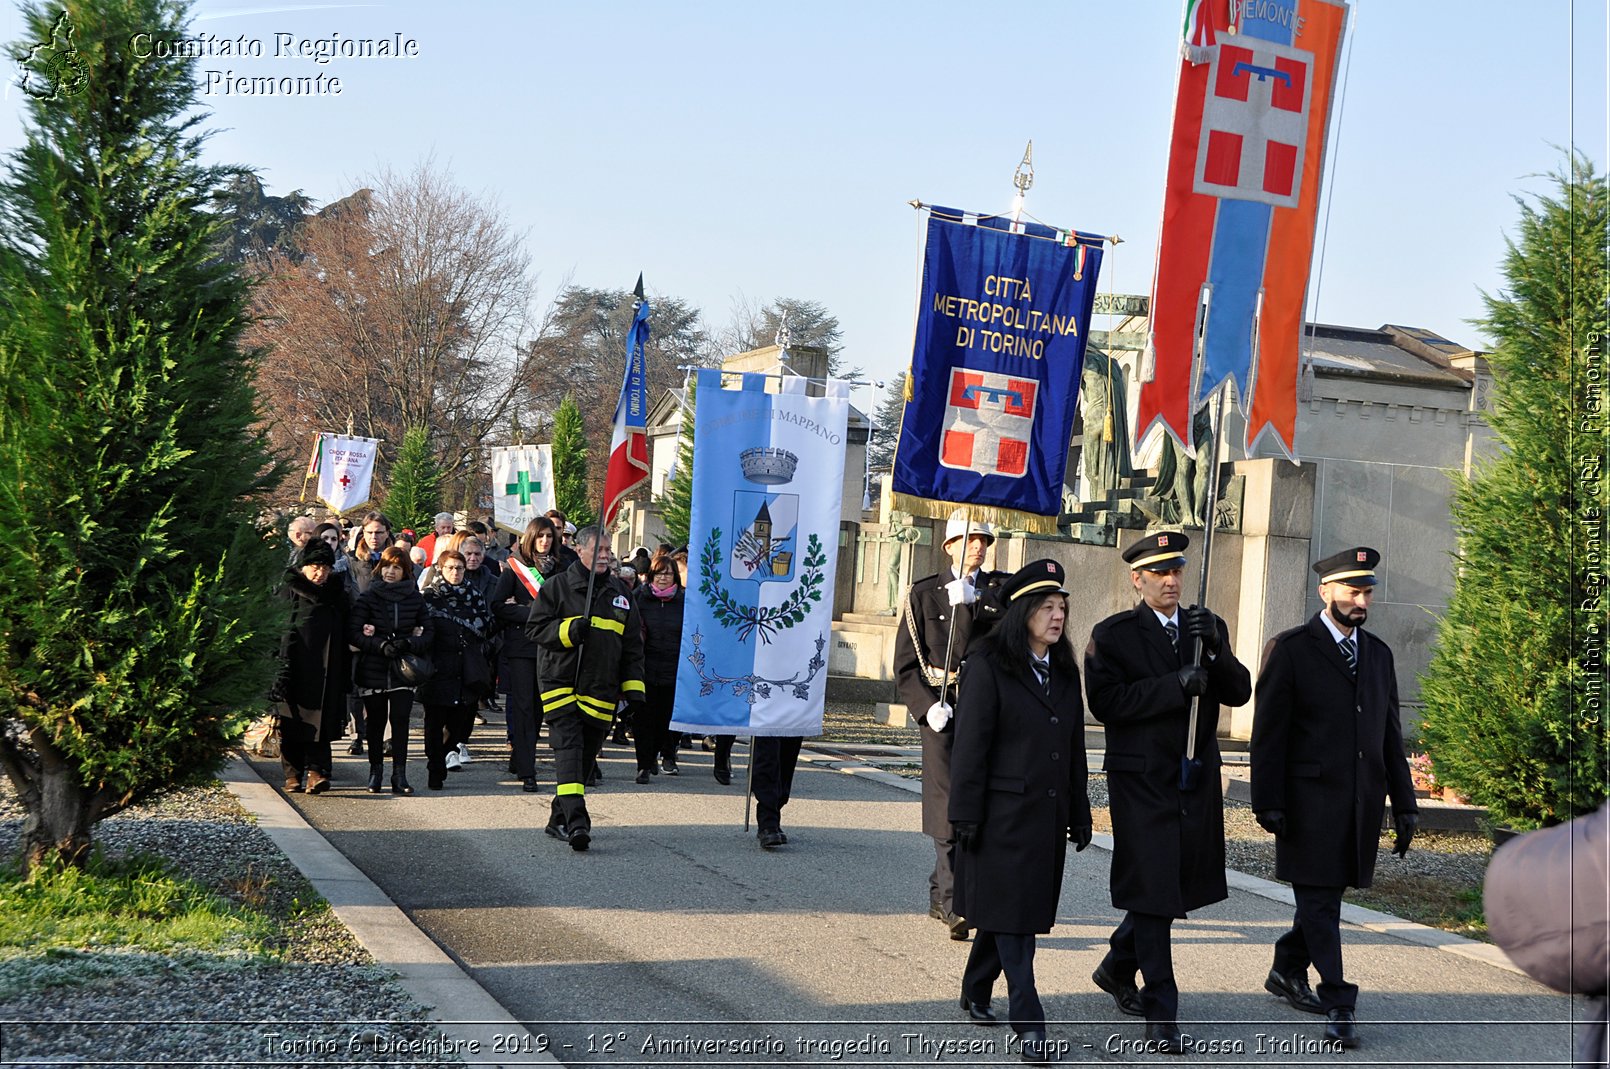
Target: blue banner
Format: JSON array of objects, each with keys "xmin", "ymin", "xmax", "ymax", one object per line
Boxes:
[
  {"xmin": 672, "ymin": 370, "xmax": 849, "ymax": 737},
  {"xmin": 891, "ymin": 209, "xmax": 1104, "ymax": 530}
]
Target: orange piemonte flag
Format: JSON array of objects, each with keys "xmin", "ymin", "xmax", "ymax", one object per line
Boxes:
[{"xmin": 1138, "ymin": 0, "xmax": 1349, "ymax": 459}]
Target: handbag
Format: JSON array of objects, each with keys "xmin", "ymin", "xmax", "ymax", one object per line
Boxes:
[
  {"xmin": 396, "ymin": 651, "xmax": 434, "ymax": 686},
  {"xmin": 460, "ymin": 641, "xmax": 493, "ymax": 697}
]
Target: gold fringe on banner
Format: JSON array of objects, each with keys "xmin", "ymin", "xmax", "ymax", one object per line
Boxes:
[{"xmin": 889, "ymin": 491, "xmax": 1061, "ymax": 536}]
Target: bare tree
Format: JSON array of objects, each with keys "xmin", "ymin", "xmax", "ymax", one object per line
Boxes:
[
  {"xmin": 249, "ymin": 159, "xmax": 537, "ymax": 508},
  {"xmin": 717, "ymin": 294, "xmax": 856, "ymax": 377}
]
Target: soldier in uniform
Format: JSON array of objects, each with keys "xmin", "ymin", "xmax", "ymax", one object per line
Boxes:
[
  {"xmin": 892, "ymin": 510, "xmax": 1006, "ymax": 939},
  {"xmin": 1084, "ymin": 531, "xmax": 1251, "ymax": 1054},
  {"xmin": 1250, "ymin": 547, "xmax": 1418, "ymax": 1050},
  {"xmin": 528, "ymin": 526, "xmax": 645, "ymax": 852}
]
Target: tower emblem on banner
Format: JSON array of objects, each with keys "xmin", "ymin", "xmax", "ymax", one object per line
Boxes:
[{"xmin": 702, "ymin": 446, "xmax": 825, "ymax": 646}]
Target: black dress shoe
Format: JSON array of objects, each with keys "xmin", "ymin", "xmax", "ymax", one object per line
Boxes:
[
  {"xmin": 1092, "ymin": 961, "xmax": 1145, "ymax": 1017},
  {"xmin": 1265, "ymin": 968, "xmax": 1325, "ymax": 1014},
  {"xmin": 946, "ymin": 913, "xmax": 969, "ymax": 941},
  {"xmin": 635, "ymin": 769, "xmax": 651, "ymax": 784},
  {"xmin": 522, "ymin": 777, "xmax": 540, "ymax": 793},
  {"xmin": 544, "ymin": 823, "xmax": 570, "ymax": 842},
  {"xmin": 347, "ymin": 739, "xmax": 364, "ymax": 755},
  {"xmin": 758, "ymin": 828, "xmax": 785, "ymax": 849},
  {"xmin": 569, "ymin": 829, "xmax": 591, "ymax": 852},
  {"xmin": 1018, "ymin": 1029, "xmax": 1062, "ymax": 1065},
  {"xmin": 366, "ymin": 766, "xmax": 383, "ymax": 794},
  {"xmin": 428, "ymin": 773, "xmax": 444, "ymax": 790},
  {"xmin": 1144, "ymin": 1022, "xmax": 1184, "ymax": 1056},
  {"xmin": 958, "ymin": 996, "xmax": 998, "ymax": 1026},
  {"xmin": 713, "ymin": 765, "xmax": 731, "ymax": 785},
  {"xmin": 1324, "ymin": 1007, "xmax": 1359, "ymax": 1048}
]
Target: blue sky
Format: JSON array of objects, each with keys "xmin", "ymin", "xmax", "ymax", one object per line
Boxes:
[{"xmin": 2, "ymin": 1, "xmax": 1605, "ymax": 395}]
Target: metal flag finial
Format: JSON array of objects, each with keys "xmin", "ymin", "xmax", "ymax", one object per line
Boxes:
[
  {"xmin": 1013, "ymin": 139, "xmax": 1034, "ymax": 197},
  {"xmin": 774, "ymin": 308, "xmax": 791, "ymax": 352}
]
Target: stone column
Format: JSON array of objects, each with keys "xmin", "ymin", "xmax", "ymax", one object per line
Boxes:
[{"xmin": 1229, "ymin": 458, "xmax": 1316, "ymax": 739}]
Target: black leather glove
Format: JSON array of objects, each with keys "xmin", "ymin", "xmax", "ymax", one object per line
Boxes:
[
  {"xmin": 1392, "ymin": 811, "xmax": 1418, "ymax": 857},
  {"xmin": 1177, "ymin": 664, "xmax": 1209, "ymax": 697},
  {"xmin": 1184, "ymin": 605, "xmax": 1221, "ymax": 654},
  {"xmin": 1068, "ymin": 823, "xmax": 1093, "ymax": 852},
  {"xmin": 1255, "ymin": 809, "xmax": 1287, "ymax": 837},
  {"xmin": 952, "ymin": 822, "xmax": 980, "ymax": 851},
  {"xmin": 381, "ymin": 637, "xmax": 405, "ymax": 658}
]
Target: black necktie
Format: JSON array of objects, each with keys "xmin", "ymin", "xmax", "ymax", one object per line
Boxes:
[
  {"xmin": 1164, "ymin": 620, "xmax": 1180, "ymax": 655},
  {"xmin": 1341, "ymin": 635, "xmax": 1357, "ymax": 675}
]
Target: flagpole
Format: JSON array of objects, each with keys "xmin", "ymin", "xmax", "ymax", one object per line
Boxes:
[
  {"xmin": 572, "ymin": 278, "xmax": 645, "ymax": 772},
  {"xmin": 1181, "ymin": 383, "xmax": 1231, "ymax": 789}
]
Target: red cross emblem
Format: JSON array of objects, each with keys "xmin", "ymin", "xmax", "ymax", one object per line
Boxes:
[
  {"xmin": 339, "ymin": 473, "xmax": 352, "ymax": 490},
  {"xmin": 1158, "ymin": 534, "xmax": 1170, "ymax": 546},
  {"xmin": 1357, "ymin": 550, "xmax": 1368, "ymax": 562}
]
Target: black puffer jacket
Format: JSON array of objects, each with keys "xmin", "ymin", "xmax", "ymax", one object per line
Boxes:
[
  {"xmin": 634, "ymin": 584, "xmax": 685, "ymax": 687},
  {"xmin": 348, "ymin": 578, "xmax": 434, "ymax": 691}
]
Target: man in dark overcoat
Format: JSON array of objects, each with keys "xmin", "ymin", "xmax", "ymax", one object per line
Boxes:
[
  {"xmin": 1250, "ymin": 546, "xmax": 1418, "ymax": 1050},
  {"xmin": 950, "ymin": 559, "xmax": 1091, "ymax": 1065},
  {"xmin": 893, "ymin": 510, "xmax": 1006, "ymax": 939},
  {"xmin": 1084, "ymin": 531, "xmax": 1251, "ymax": 1053}
]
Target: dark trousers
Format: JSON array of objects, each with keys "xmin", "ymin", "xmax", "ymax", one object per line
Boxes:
[
  {"xmin": 346, "ymin": 692, "xmax": 366, "ymax": 739},
  {"xmin": 504, "ymin": 657, "xmax": 541, "ymax": 779},
  {"xmin": 363, "ymin": 689, "xmax": 413, "ymax": 767},
  {"xmin": 1274, "ymin": 884, "xmax": 1357, "ymax": 1011},
  {"xmin": 634, "ymin": 682, "xmax": 679, "ymax": 773},
  {"xmin": 548, "ymin": 711, "xmax": 608, "ymax": 834},
  {"xmin": 422, "ymin": 703, "xmax": 472, "ymax": 779},
  {"xmin": 931, "ymin": 837, "xmax": 957, "ymax": 915},
  {"xmin": 963, "ymin": 931, "xmax": 1043, "ymax": 1032},
  {"xmin": 1107, "ymin": 911, "xmax": 1178, "ymax": 1022},
  {"xmin": 751, "ymin": 735, "xmax": 803, "ymax": 832},
  {"xmin": 278, "ymin": 716, "xmax": 331, "ymax": 780},
  {"xmin": 712, "ymin": 734, "xmax": 735, "ymax": 771}
]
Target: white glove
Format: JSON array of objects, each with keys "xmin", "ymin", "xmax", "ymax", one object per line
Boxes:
[
  {"xmin": 945, "ymin": 577, "xmax": 977, "ymax": 606},
  {"xmin": 924, "ymin": 701, "xmax": 953, "ymax": 731}
]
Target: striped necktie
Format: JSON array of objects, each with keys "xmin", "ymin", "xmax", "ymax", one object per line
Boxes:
[
  {"xmin": 1341, "ymin": 635, "xmax": 1357, "ymax": 675},
  {"xmin": 1164, "ymin": 620, "xmax": 1180, "ymax": 655},
  {"xmin": 1031, "ymin": 656, "xmax": 1050, "ymax": 694}
]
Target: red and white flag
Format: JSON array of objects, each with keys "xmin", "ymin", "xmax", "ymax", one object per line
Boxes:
[{"xmin": 603, "ymin": 275, "xmax": 651, "ymax": 526}]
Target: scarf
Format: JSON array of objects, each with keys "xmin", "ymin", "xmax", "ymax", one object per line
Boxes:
[
  {"xmin": 647, "ymin": 583, "xmax": 679, "ymax": 601},
  {"xmin": 424, "ymin": 577, "xmax": 489, "ymax": 636}
]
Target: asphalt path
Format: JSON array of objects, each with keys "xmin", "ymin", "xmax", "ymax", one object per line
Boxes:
[{"xmin": 248, "ymin": 721, "xmax": 1580, "ymax": 1069}]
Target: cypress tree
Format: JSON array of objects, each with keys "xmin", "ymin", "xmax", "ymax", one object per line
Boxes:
[
  {"xmin": 658, "ymin": 378, "xmax": 697, "ymax": 548},
  {"xmin": 1417, "ymin": 158, "xmax": 1609, "ymax": 830},
  {"xmin": 551, "ymin": 397, "xmax": 594, "ymax": 526},
  {"xmin": 0, "ymin": 0, "xmax": 286, "ymax": 868},
  {"xmin": 382, "ymin": 426, "xmax": 442, "ymax": 535}
]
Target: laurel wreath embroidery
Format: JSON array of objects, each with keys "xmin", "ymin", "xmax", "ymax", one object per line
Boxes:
[
  {"xmin": 699, "ymin": 528, "xmax": 828, "ymax": 645},
  {"xmin": 687, "ymin": 629, "xmax": 827, "ymax": 703}
]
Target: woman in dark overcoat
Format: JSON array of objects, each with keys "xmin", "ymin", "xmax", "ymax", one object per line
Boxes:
[
  {"xmin": 632, "ymin": 552, "xmax": 687, "ymax": 783},
  {"xmin": 949, "ymin": 559, "xmax": 1092, "ymax": 1060},
  {"xmin": 349, "ymin": 545, "xmax": 434, "ymax": 795},
  {"xmin": 488, "ymin": 516, "xmax": 564, "ymax": 792},
  {"xmin": 273, "ymin": 540, "xmax": 350, "ymax": 794},
  {"xmin": 418, "ymin": 549, "xmax": 491, "ymax": 791}
]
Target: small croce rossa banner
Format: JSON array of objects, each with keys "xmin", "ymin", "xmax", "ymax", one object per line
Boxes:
[
  {"xmin": 890, "ymin": 206, "xmax": 1105, "ymax": 532},
  {"xmin": 672, "ymin": 369, "xmax": 850, "ymax": 738},
  {"xmin": 306, "ymin": 432, "xmax": 380, "ymax": 514}
]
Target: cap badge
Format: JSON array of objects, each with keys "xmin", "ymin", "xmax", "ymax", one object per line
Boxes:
[
  {"xmin": 1158, "ymin": 535, "xmax": 1169, "ymax": 546},
  {"xmin": 1357, "ymin": 550, "xmax": 1368, "ymax": 562}
]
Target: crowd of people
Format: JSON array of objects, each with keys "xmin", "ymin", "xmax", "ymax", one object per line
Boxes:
[
  {"xmin": 274, "ymin": 502, "xmax": 1449, "ymax": 1064},
  {"xmin": 270, "ymin": 507, "xmax": 705, "ymax": 809}
]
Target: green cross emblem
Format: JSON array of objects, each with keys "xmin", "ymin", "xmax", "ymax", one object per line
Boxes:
[{"xmin": 505, "ymin": 470, "xmax": 541, "ymax": 505}]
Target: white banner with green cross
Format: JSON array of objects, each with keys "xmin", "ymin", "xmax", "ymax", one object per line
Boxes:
[{"xmin": 490, "ymin": 444, "xmax": 555, "ymax": 534}]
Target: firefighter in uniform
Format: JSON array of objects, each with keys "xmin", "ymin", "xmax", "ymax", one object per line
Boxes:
[
  {"xmin": 892, "ymin": 510, "xmax": 1006, "ymax": 938},
  {"xmin": 1250, "ymin": 546, "xmax": 1418, "ymax": 1050},
  {"xmin": 1083, "ymin": 531, "xmax": 1251, "ymax": 1055},
  {"xmin": 528, "ymin": 526, "xmax": 645, "ymax": 852}
]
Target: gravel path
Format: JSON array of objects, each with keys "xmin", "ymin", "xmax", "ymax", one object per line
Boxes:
[{"xmin": 0, "ymin": 775, "xmax": 463, "ymax": 1067}]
